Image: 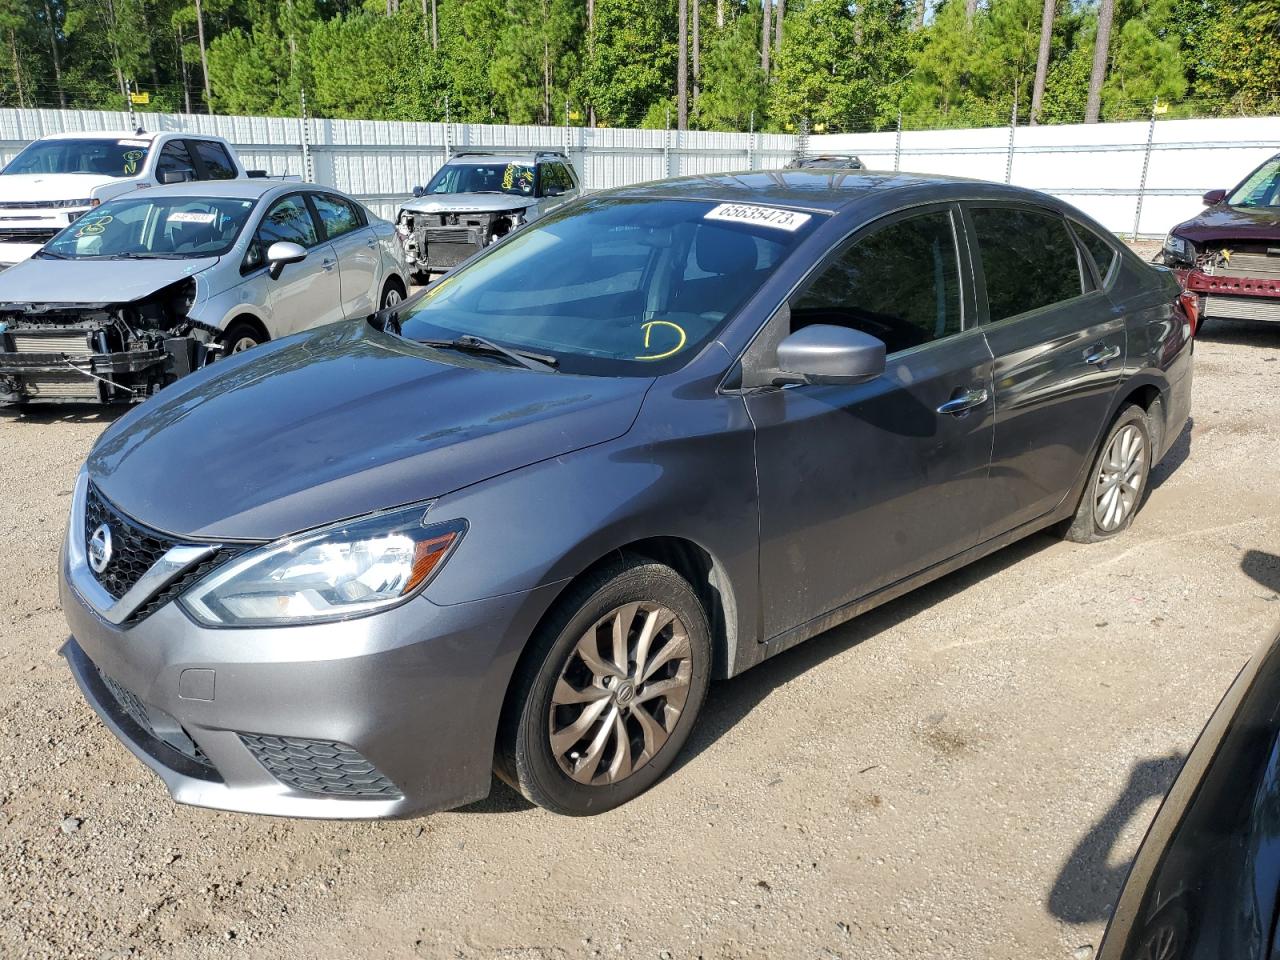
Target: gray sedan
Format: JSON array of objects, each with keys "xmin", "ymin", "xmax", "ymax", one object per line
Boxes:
[{"xmin": 59, "ymin": 172, "xmax": 1193, "ymax": 818}]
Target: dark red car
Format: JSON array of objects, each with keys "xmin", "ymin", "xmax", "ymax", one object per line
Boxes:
[{"xmin": 1162, "ymin": 153, "xmax": 1280, "ymax": 331}]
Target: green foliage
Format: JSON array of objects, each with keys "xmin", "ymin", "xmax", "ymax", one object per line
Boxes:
[{"xmin": 1, "ymin": 0, "xmax": 1278, "ymax": 128}]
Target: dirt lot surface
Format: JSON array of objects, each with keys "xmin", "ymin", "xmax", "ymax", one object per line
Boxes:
[{"xmin": 1, "ymin": 314, "xmax": 1278, "ymax": 960}]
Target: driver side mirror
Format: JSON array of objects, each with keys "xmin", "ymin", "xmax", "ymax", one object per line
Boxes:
[
  {"xmin": 266, "ymin": 241, "xmax": 307, "ymax": 280},
  {"xmin": 1202, "ymin": 189, "xmax": 1227, "ymax": 206},
  {"xmin": 158, "ymin": 168, "xmax": 193, "ymax": 185},
  {"xmin": 775, "ymin": 324, "xmax": 886, "ymax": 386},
  {"xmin": 544, "ymin": 185, "xmax": 564, "ymax": 197}
]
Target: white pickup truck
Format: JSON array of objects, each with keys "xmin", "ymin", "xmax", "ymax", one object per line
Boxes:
[{"xmin": 0, "ymin": 130, "xmax": 256, "ymax": 269}]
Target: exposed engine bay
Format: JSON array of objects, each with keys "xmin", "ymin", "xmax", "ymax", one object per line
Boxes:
[
  {"xmin": 396, "ymin": 208, "xmax": 523, "ymax": 277},
  {"xmin": 0, "ymin": 278, "xmax": 220, "ymax": 405}
]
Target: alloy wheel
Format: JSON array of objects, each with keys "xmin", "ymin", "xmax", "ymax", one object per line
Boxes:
[
  {"xmin": 549, "ymin": 602, "xmax": 693, "ymax": 786},
  {"xmin": 383, "ymin": 288, "xmax": 403, "ymax": 309},
  {"xmin": 1094, "ymin": 423, "xmax": 1146, "ymax": 532},
  {"xmin": 230, "ymin": 336, "xmax": 260, "ymax": 354}
]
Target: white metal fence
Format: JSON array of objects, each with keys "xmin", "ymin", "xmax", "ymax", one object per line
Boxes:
[{"xmin": 0, "ymin": 107, "xmax": 1274, "ymax": 237}]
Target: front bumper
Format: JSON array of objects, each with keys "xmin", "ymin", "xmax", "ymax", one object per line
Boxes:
[
  {"xmin": 1174, "ymin": 267, "xmax": 1280, "ymax": 323},
  {"xmin": 59, "ymin": 485, "xmax": 560, "ymax": 819}
]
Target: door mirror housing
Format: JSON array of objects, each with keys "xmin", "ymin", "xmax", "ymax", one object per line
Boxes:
[
  {"xmin": 775, "ymin": 324, "xmax": 887, "ymax": 386},
  {"xmin": 543, "ymin": 185, "xmax": 564, "ymax": 197},
  {"xmin": 266, "ymin": 241, "xmax": 307, "ymax": 280},
  {"xmin": 1202, "ymin": 189, "xmax": 1227, "ymax": 206},
  {"xmin": 158, "ymin": 168, "xmax": 193, "ymax": 185}
]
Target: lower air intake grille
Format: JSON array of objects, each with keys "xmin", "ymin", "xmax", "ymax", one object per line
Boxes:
[
  {"xmin": 240, "ymin": 734, "xmax": 402, "ymax": 798},
  {"xmin": 96, "ymin": 668, "xmax": 216, "ymax": 772}
]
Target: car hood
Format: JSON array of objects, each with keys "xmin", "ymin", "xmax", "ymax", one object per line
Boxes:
[
  {"xmin": 1173, "ymin": 205, "xmax": 1280, "ymax": 246},
  {"xmin": 0, "ymin": 255, "xmax": 219, "ymax": 307},
  {"xmin": 0, "ymin": 173, "xmax": 123, "ymax": 203},
  {"xmin": 399, "ymin": 193, "xmax": 540, "ymax": 215},
  {"xmin": 87, "ymin": 322, "xmax": 653, "ymax": 541}
]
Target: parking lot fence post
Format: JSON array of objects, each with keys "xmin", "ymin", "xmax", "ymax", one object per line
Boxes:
[
  {"xmin": 894, "ymin": 111, "xmax": 903, "ymax": 171},
  {"xmin": 1005, "ymin": 93, "xmax": 1018, "ymax": 184},
  {"xmin": 747, "ymin": 109, "xmax": 755, "ymax": 170},
  {"xmin": 664, "ymin": 107, "xmax": 673, "ymax": 179},
  {"xmin": 1132, "ymin": 98, "xmax": 1159, "ymax": 241},
  {"xmin": 299, "ymin": 86, "xmax": 314, "ymax": 184}
]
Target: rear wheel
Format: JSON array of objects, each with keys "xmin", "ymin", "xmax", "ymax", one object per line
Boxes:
[
  {"xmin": 1062, "ymin": 404, "xmax": 1152, "ymax": 543},
  {"xmin": 222, "ymin": 319, "xmax": 267, "ymax": 355},
  {"xmin": 496, "ymin": 558, "xmax": 712, "ymax": 815}
]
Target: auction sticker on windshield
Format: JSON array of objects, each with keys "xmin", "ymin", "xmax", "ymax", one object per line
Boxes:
[
  {"xmin": 168, "ymin": 211, "xmax": 217, "ymax": 224},
  {"xmin": 705, "ymin": 203, "xmax": 811, "ymax": 232}
]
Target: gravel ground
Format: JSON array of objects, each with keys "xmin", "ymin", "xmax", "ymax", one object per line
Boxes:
[{"xmin": 1, "ymin": 303, "xmax": 1278, "ymax": 960}]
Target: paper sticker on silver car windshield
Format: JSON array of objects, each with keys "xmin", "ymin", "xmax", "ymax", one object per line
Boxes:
[
  {"xmin": 168, "ymin": 211, "xmax": 216, "ymax": 224},
  {"xmin": 705, "ymin": 203, "xmax": 811, "ymax": 232}
]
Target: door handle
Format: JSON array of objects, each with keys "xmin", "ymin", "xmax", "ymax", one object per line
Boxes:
[
  {"xmin": 1084, "ymin": 344, "xmax": 1121, "ymax": 365},
  {"xmin": 365, "ymin": 238, "xmax": 378, "ymax": 248},
  {"xmin": 936, "ymin": 388, "xmax": 989, "ymax": 416},
  {"xmin": 322, "ymin": 258, "xmax": 336, "ymax": 271}
]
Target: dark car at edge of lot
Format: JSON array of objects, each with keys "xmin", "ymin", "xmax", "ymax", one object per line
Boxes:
[
  {"xmin": 58, "ymin": 171, "xmax": 1194, "ymax": 820},
  {"xmin": 1098, "ymin": 628, "xmax": 1280, "ymax": 960},
  {"xmin": 1162, "ymin": 152, "xmax": 1280, "ymax": 329}
]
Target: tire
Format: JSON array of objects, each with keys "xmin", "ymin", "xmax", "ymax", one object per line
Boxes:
[
  {"xmin": 1061, "ymin": 404, "xmax": 1153, "ymax": 543},
  {"xmin": 496, "ymin": 558, "xmax": 712, "ymax": 816},
  {"xmin": 222, "ymin": 319, "xmax": 267, "ymax": 355},
  {"xmin": 380, "ymin": 280, "xmax": 405, "ymax": 310}
]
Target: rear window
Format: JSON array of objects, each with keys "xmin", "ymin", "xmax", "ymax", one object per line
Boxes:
[
  {"xmin": 190, "ymin": 140, "xmax": 237, "ymax": 180},
  {"xmin": 971, "ymin": 206, "xmax": 1084, "ymax": 322},
  {"xmin": 1072, "ymin": 221, "xmax": 1119, "ymax": 285}
]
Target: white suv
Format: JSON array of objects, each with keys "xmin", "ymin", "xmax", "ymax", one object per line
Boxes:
[{"xmin": 0, "ymin": 130, "xmax": 251, "ymax": 269}]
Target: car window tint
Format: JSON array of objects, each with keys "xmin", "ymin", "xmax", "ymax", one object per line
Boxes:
[
  {"xmin": 792, "ymin": 210, "xmax": 962, "ymax": 355},
  {"xmin": 311, "ymin": 193, "xmax": 362, "ymax": 240},
  {"xmin": 971, "ymin": 207, "xmax": 1083, "ymax": 321},
  {"xmin": 1072, "ymin": 221, "xmax": 1118, "ymax": 284},
  {"xmin": 257, "ymin": 195, "xmax": 319, "ymax": 248},
  {"xmin": 155, "ymin": 141, "xmax": 194, "ymax": 181},
  {"xmin": 190, "ymin": 140, "xmax": 237, "ymax": 180}
]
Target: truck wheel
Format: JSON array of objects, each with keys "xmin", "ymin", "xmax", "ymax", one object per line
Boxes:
[
  {"xmin": 496, "ymin": 557, "xmax": 712, "ymax": 816},
  {"xmin": 222, "ymin": 320, "xmax": 267, "ymax": 355}
]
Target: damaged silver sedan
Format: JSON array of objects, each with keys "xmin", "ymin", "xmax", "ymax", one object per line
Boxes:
[
  {"xmin": 395, "ymin": 151, "xmax": 580, "ymax": 281},
  {"xmin": 0, "ymin": 180, "xmax": 407, "ymax": 406}
]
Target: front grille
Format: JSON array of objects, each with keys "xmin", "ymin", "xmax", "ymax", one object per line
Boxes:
[
  {"xmin": 124, "ymin": 546, "xmax": 244, "ymax": 625},
  {"xmin": 0, "ymin": 228, "xmax": 58, "ymax": 243},
  {"xmin": 12, "ymin": 331, "xmax": 94, "ymax": 356},
  {"xmin": 1204, "ymin": 295, "xmax": 1280, "ymax": 323},
  {"xmin": 240, "ymin": 734, "xmax": 402, "ymax": 798},
  {"xmin": 85, "ymin": 483, "xmax": 178, "ymax": 600},
  {"xmin": 96, "ymin": 667, "xmax": 218, "ymax": 775}
]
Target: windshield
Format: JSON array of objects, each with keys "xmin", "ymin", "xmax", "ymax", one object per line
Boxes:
[
  {"xmin": 398, "ymin": 197, "xmax": 821, "ymax": 376},
  {"xmin": 42, "ymin": 195, "xmax": 256, "ymax": 260},
  {"xmin": 1228, "ymin": 157, "xmax": 1280, "ymax": 208},
  {"xmin": 425, "ymin": 161, "xmax": 537, "ymax": 198},
  {"xmin": 3, "ymin": 138, "xmax": 152, "ymax": 178}
]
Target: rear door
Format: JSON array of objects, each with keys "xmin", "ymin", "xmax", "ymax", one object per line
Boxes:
[
  {"xmin": 309, "ymin": 191, "xmax": 379, "ymax": 317},
  {"xmin": 243, "ymin": 191, "xmax": 343, "ymax": 336},
  {"xmin": 964, "ymin": 203, "xmax": 1126, "ymax": 538},
  {"xmin": 746, "ymin": 204, "xmax": 996, "ymax": 639}
]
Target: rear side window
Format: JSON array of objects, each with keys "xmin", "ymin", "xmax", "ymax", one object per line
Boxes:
[
  {"xmin": 1072, "ymin": 221, "xmax": 1119, "ymax": 285},
  {"xmin": 311, "ymin": 193, "xmax": 363, "ymax": 240},
  {"xmin": 792, "ymin": 210, "xmax": 962, "ymax": 355},
  {"xmin": 971, "ymin": 207, "xmax": 1083, "ymax": 322},
  {"xmin": 190, "ymin": 140, "xmax": 237, "ymax": 180},
  {"xmin": 155, "ymin": 141, "xmax": 195, "ymax": 181}
]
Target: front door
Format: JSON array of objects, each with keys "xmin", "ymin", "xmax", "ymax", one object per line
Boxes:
[
  {"xmin": 745, "ymin": 206, "xmax": 996, "ymax": 641},
  {"xmin": 963, "ymin": 203, "xmax": 1127, "ymax": 537},
  {"xmin": 248, "ymin": 192, "xmax": 344, "ymax": 337}
]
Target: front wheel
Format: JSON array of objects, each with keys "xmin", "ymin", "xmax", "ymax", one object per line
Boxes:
[
  {"xmin": 1061, "ymin": 404, "xmax": 1152, "ymax": 543},
  {"xmin": 222, "ymin": 320, "xmax": 267, "ymax": 355},
  {"xmin": 380, "ymin": 281, "xmax": 405, "ymax": 310},
  {"xmin": 496, "ymin": 559, "xmax": 712, "ymax": 815}
]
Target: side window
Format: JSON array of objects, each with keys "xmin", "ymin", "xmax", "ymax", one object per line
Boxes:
[
  {"xmin": 244, "ymin": 194, "xmax": 319, "ymax": 270},
  {"xmin": 970, "ymin": 206, "xmax": 1084, "ymax": 322},
  {"xmin": 1072, "ymin": 221, "xmax": 1119, "ymax": 285},
  {"xmin": 155, "ymin": 141, "xmax": 195, "ymax": 182},
  {"xmin": 189, "ymin": 140, "xmax": 237, "ymax": 181},
  {"xmin": 540, "ymin": 162, "xmax": 571, "ymax": 195},
  {"xmin": 792, "ymin": 210, "xmax": 962, "ymax": 355},
  {"xmin": 310, "ymin": 193, "xmax": 362, "ymax": 241},
  {"xmin": 557, "ymin": 163, "xmax": 576, "ymax": 189}
]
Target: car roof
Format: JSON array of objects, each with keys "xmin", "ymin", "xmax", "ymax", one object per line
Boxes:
[
  {"xmin": 141, "ymin": 179, "xmax": 325, "ymax": 201},
  {"xmin": 37, "ymin": 130, "xmax": 228, "ymax": 143},
  {"xmin": 447, "ymin": 152, "xmax": 568, "ymax": 164},
  {"xmin": 600, "ymin": 170, "xmax": 1071, "ymax": 215}
]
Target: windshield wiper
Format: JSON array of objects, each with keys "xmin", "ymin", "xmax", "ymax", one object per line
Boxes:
[{"xmin": 418, "ymin": 335, "xmax": 559, "ymax": 372}]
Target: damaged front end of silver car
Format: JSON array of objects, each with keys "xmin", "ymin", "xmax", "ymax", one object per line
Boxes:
[{"xmin": 395, "ymin": 199, "xmax": 531, "ymax": 280}]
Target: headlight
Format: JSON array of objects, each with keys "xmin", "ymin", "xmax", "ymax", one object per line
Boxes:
[
  {"xmin": 179, "ymin": 506, "xmax": 465, "ymax": 627},
  {"xmin": 1164, "ymin": 233, "xmax": 1189, "ymax": 258}
]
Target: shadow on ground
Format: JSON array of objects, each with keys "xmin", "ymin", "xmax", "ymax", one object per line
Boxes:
[
  {"xmin": 1195, "ymin": 319, "xmax": 1280, "ymax": 349},
  {"xmin": 1242, "ymin": 549, "xmax": 1280, "ymax": 596},
  {"xmin": 1048, "ymin": 752, "xmax": 1186, "ymax": 924},
  {"xmin": 1149, "ymin": 417, "xmax": 1192, "ymax": 493},
  {"xmin": 0, "ymin": 402, "xmax": 129, "ymax": 426}
]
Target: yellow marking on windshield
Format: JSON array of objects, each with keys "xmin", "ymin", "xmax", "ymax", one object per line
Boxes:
[
  {"xmin": 636, "ymin": 319, "xmax": 687, "ymax": 361},
  {"xmin": 74, "ymin": 215, "xmax": 113, "ymax": 237}
]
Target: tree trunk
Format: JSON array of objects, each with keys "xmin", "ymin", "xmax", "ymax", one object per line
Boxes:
[
  {"xmin": 774, "ymin": 0, "xmax": 784, "ymax": 55},
  {"xmin": 43, "ymin": 0, "xmax": 66, "ymax": 108},
  {"xmin": 194, "ymin": 0, "xmax": 212, "ymax": 110},
  {"xmin": 717, "ymin": 0, "xmax": 724, "ymax": 29},
  {"xmin": 761, "ymin": 0, "xmax": 771, "ymax": 75},
  {"xmin": 677, "ymin": 0, "xmax": 688, "ymax": 129},
  {"xmin": 1084, "ymin": 0, "xmax": 1114, "ymax": 122},
  {"xmin": 8, "ymin": 29, "xmax": 25, "ymax": 109},
  {"xmin": 1030, "ymin": 0, "xmax": 1054, "ymax": 124},
  {"xmin": 587, "ymin": 0, "xmax": 595, "ymax": 125},
  {"xmin": 693, "ymin": 0, "xmax": 700, "ymax": 105},
  {"xmin": 177, "ymin": 28, "xmax": 192, "ymax": 113},
  {"xmin": 914, "ymin": 0, "xmax": 925, "ymax": 29},
  {"xmin": 965, "ymin": 0, "xmax": 978, "ymax": 25},
  {"xmin": 432, "ymin": 0, "xmax": 438, "ymax": 47}
]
